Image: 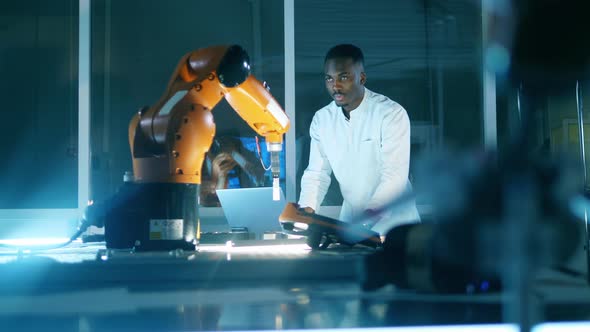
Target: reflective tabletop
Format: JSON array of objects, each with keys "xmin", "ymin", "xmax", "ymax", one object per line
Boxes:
[{"xmin": 0, "ymin": 240, "xmax": 588, "ymax": 332}]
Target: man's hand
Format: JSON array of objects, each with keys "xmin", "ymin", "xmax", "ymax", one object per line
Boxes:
[
  {"xmin": 364, "ymin": 208, "xmax": 380, "ymax": 217},
  {"xmin": 359, "ymin": 208, "xmax": 382, "ymax": 228},
  {"xmin": 299, "ymin": 206, "xmax": 315, "ymax": 214},
  {"xmin": 211, "ymin": 152, "xmax": 238, "ymax": 189},
  {"xmin": 211, "ymin": 152, "xmax": 237, "ymax": 175}
]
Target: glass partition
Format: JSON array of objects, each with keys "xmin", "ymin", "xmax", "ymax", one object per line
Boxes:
[
  {"xmin": 0, "ymin": 0, "xmax": 80, "ymax": 239},
  {"xmin": 0, "ymin": 0, "xmax": 79, "ymax": 209}
]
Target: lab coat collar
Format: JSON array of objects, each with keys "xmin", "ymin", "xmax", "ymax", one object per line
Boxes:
[{"xmin": 347, "ymin": 87, "xmax": 369, "ymax": 121}]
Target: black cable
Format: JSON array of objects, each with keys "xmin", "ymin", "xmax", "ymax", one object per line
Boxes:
[{"xmin": 0, "ymin": 220, "xmax": 91, "ymax": 252}]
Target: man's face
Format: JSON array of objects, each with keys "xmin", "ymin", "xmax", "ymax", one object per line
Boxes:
[{"xmin": 324, "ymin": 57, "xmax": 366, "ymax": 111}]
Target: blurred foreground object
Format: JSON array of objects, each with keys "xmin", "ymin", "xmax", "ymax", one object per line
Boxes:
[
  {"xmin": 487, "ymin": 0, "xmax": 590, "ymax": 90},
  {"xmin": 364, "ymin": 150, "xmax": 583, "ymax": 293}
]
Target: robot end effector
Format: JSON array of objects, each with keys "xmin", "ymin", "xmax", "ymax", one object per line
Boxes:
[{"xmin": 128, "ymin": 45, "xmax": 290, "ymax": 187}]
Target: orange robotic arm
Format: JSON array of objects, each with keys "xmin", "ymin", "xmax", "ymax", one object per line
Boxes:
[{"xmin": 128, "ymin": 45, "xmax": 290, "ymax": 190}]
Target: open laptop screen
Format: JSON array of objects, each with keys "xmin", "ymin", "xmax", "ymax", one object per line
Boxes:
[{"xmin": 216, "ymin": 187, "xmax": 286, "ymax": 239}]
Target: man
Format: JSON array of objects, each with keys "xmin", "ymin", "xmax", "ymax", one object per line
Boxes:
[{"xmin": 298, "ymin": 44, "xmax": 420, "ymax": 235}]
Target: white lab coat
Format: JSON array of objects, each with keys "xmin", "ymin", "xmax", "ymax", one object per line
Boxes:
[{"xmin": 298, "ymin": 88, "xmax": 420, "ymax": 235}]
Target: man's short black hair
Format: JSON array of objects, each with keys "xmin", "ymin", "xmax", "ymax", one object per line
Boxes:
[{"xmin": 324, "ymin": 44, "xmax": 365, "ymax": 66}]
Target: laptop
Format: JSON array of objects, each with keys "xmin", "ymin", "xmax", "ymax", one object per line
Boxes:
[{"xmin": 216, "ymin": 187, "xmax": 286, "ymax": 239}]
